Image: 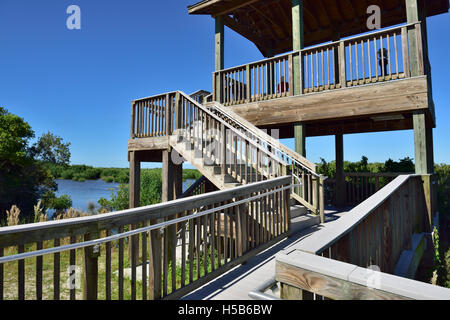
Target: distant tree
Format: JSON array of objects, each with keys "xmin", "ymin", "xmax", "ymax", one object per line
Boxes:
[
  {"xmin": 31, "ymin": 131, "xmax": 71, "ymax": 166},
  {"xmin": 0, "ymin": 108, "xmax": 57, "ymax": 219},
  {"xmin": 382, "ymin": 157, "xmax": 415, "ymax": 173}
]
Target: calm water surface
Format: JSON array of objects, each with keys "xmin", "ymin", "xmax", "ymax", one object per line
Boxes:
[{"xmin": 54, "ymin": 179, "xmax": 196, "ymax": 214}]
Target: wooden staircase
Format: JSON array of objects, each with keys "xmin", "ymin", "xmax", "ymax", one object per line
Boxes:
[{"xmin": 131, "ymin": 90, "xmax": 325, "ymax": 221}]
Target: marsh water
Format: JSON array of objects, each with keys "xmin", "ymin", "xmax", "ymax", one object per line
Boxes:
[{"xmin": 54, "ymin": 178, "xmax": 196, "ymax": 214}]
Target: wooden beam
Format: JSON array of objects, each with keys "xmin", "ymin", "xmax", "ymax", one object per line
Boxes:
[
  {"xmin": 229, "ymin": 76, "xmax": 429, "ymax": 127},
  {"xmin": 221, "ymin": 15, "xmax": 271, "ymax": 56},
  {"xmin": 129, "ymin": 151, "xmax": 140, "ymax": 209},
  {"xmin": 413, "ymin": 111, "xmax": 434, "ymax": 174},
  {"xmin": 335, "ymin": 133, "xmax": 346, "ymax": 207},
  {"xmin": 294, "ymin": 122, "xmax": 306, "ymax": 157},
  {"xmin": 215, "ymin": 16, "xmax": 224, "ymax": 71},
  {"xmin": 276, "ymin": 250, "xmax": 450, "ymax": 300},
  {"xmin": 211, "ymin": 0, "xmax": 261, "ymax": 17},
  {"xmin": 292, "ymin": 0, "xmax": 304, "ymax": 95},
  {"xmin": 162, "ymin": 150, "xmax": 174, "ymax": 202}
]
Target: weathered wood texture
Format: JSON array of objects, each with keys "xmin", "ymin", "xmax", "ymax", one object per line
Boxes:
[
  {"xmin": 325, "ymin": 172, "xmax": 402, "ymax": 207},
  {"xmin": 275, "ymin": 250, "xmax": 450, "ymax": 300},
  {"xmin": 213, "ymin": 23, "xmax": 429, "ymax": 114},
  {"xmin": 229, "ymin": 76, "xmax": 429, "ymax": 127},
  {"xmin": 294, "ymin": 175, "xmax": 431, "ymax": 275},
  {"xmin": 188, "ymin": 0, "xmax": 448, "ymax": 57},
  {"xmin": 0, "ymin": 176, "xmax": 291, "ymax": 301}
]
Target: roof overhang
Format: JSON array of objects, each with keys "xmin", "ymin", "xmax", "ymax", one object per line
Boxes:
[{"xmin": 188, "ymin": 0, "xmax": 449, "ymax": 57}]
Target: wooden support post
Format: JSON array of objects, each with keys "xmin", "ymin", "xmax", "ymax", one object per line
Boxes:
[
  {"xmin": 83, "ymin": 232, "xmax": 99, "ymax": 300},
  {"xmin": 129, "ymin": 151, "xmax": 141, "ymax": 270},
  {"xmin": 335, "ymin": 134, "xmax": 346, "ymax": 207},
  {"xmin": 215, "ymin": 16, "xmax": 224, "ymax": 103},
  {"xmin": 280, "ymin": 283, "xmax": 314, "ymax": 300},
  {"xmin": 162, "ymin": 150, "xmax": 174, "ymax": 203},
  {"xmin": 413, "ymin": 111, "xmax": 434, "ymax": 175},
  {"xmin": 246, "ymin": 64, "xmax": 251, "ymax": 102},
  {"xmin": 292, "ymin": 0, "xmax": 304, "ymax": 95},
  {"xmin": 294, "ymin": 123, "xmax": 306, "ymax": 157},
  {"xmin": 130, "ymin": 101, "xmax": 136, "ymax": 139},
  {"xmin": 129, "ymin": 151, "xmax": 141, "ymax": 209},
  {"xmin": 406, "ymin": 0, "xmax": 427, "ymax": 77},
  {"xmin": 319, "ymin": 176, "xmax": 325, "ymax": 224},
  {"xmin": 174, "ymin": 92, "xmax": 182, "ymax": 132}
]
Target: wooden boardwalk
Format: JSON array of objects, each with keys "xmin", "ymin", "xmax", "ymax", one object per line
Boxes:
[{"xmin": 182, "ymin": 208, "xmax": 348, "ymax": 300}]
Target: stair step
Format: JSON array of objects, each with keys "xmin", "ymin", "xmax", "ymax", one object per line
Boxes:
[
  {"xmin": 290, "ymin": 214, "xmax": 320, "ymax": 233},
  {"xmin": 290, "ymin": 205, "xmax": 308, "ymax": 219}
]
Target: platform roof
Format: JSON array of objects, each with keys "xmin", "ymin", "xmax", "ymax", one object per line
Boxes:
[{"xmin": 188, "ymin": 0, "xmax": 449, "ymax": 57}]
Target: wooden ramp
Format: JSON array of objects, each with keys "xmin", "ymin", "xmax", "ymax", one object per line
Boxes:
[{"xmin": 181, "ymin": 208, "xmax": 347, "ymax": 300}]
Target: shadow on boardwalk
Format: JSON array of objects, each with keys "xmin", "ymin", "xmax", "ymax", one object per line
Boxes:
[{"xmin": 182, "ymin": 225, "xmax": 324, "ymax": 300}]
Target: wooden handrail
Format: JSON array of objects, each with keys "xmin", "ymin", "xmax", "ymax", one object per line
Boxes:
[
  {"xmin": 209, "ymin": 101, "xmax": 317, "ymax": 173},
  {"xmin": 213, "ymin": 22, "xmax": 425, "ymax": 104},
  {"xmin": 276, "ymin": 250, "xmax": 450, "ymax": 300},
  {"xmin": 0, "ymin": 176, "xmax": 292, "ymax": 300},
  {"xmin": 292, "ymin": 174, "xmax": 430, "ymax": 275}
]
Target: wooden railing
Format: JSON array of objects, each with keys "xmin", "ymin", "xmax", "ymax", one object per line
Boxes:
[
  {"xmin": 275, "ymin": 250, "xmax": 450, "ymax": 300},
  {"xmin": 216, "ymin": 53, "xmax": 293, "ymax": 106},
  {"xmin": 180, "ymin": 176, "xmax": 217, "ymax": 199},
  {"xmin": 208, "ymin": 101, "xmax": 324, "ymax": 218},
  {"xmin": 275, "ymin": 174, "xmax": 440, "ymax": 300},
  {"xmin": 293, "ymin": 174, "xmax": 430, "ymax": 273},
  {"xmin": 0, "ymin": 176, "xmax": 292, "ymax": 300},
  {"xmin": 131, "ymin": 91, "xmax": 324, "ymax": 219},
  {"xmin": 325, "ymin": 172, "xmax": 402, "ymax": 207},
  {"xmin": 213, "ymin": 22, "xmax": 426, "ymax": 106}
]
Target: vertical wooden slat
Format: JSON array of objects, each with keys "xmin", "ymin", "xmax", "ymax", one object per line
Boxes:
[
  {"xmin": 0, "ymin": 247, "xmax": 3, "ymax": 301},
  {"xmin": 224, "ymin": 203, "xmax": 229, "ymax": 263},
  {"xmin": 380, "ymin": 36, "xmax": 385, "ymax": 78},
  {"xmin": 374, "ymin": 37, "xmax": 379, "ymax": 80},
  {"xmin": 142, "ymin": 229, "xmax": 147, "ymax": 300},
  {"xmin": 339, "ymin": 42, "xmax": 346, "ymax": 87},
  {"xmin": 83, "ymin": 233, "xmax": 98, "ymax": 300},
  {"xmin": 181, "ymin": 212, "xmax": 187, "ymax": 288},
  {"xmin": 189, "ymin": 214, "xmax": 194, "ymax": 284},
  {"xmin": 163, "ymin": 226, "xmax": 168, "ymax": 297},
  {"xmin": 355, "ymin": 42, "xmax": 359, "ymax": 83},
  {"xmin": 402, "ymin": 27, "xmax": 410, "ymax": 77},
  {"xmin": 203, "ymin": 213, "xmax": 208, "ymax": 276},
  {"xmin": 105, "ymin": 233, "xmax": 111, "ymax": 300},
  {"xmin": 208, "ymin": 210, "xmax": 214, "ymax": 273},
  {"xmin": 70, "ymin": 236, "xmax": 77, "ymax": 300},
  {"xmin": 196, "ymin": 215, "xmax": 201, "ymax": 279},
  {"xmin": 53, "ymin": 239, "xmax": 60, "ymax": 300},
  {"xmin": 118, "ymin": 226, "xmax": 124, "ymax": 300},
  {"xmin": 387, "ymin": 34, "xmax": 392, "ymax": 77},
  {"xmin": 18, "ymin": 245, "xmax": 25, "ymax": 300},
  {"xmin": 36, "ymin": 242, "xmax": 43, "ymax": 300},
  {"xmin": 171, "ymin": 220, "xmax": 176, "ymax": 293}
]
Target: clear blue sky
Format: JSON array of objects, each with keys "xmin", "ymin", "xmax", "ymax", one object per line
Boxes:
[{"xmin": 0, "ymin": 0, "xmax": 449, "ymax": 168}]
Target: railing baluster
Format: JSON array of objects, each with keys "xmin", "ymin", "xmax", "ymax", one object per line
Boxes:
[
  {"xmin": 163, "ymin": 225, "xmax": 168, "ymax": 297},
  {"xmin": 18, "ymin": 245, "xmax": 25, "ymax": 300},
  {"xmin": 118, "ymin": 226, "xmax": 124, "ymax": 300},
  {"xmin": 142, "ymin": 229, "xmax": 147, "ymax": 300},
  {"xmin": 53, "ymin": 239, "xmax": 60, "ymax": 300},
  {"xmin": 171, "ymin": 219, "xmax": 176, "ymax": 293},
  {"xmin": 188, "ymin": 211, "xmax": 194, "ymax": 284}
]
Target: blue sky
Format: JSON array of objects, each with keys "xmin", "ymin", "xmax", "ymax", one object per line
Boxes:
[{"xmin": 0, "ymin": 0, "xmax": 449, "ymax": 168}]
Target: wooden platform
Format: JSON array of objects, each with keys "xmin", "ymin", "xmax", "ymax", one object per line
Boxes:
[
  {"xmin": 229, "ymin": 76, "xmax": 432, "ymax": 138},
  {"xmin": 181, "ymin": 207, "xmax": 348, "ymax": 300}
]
